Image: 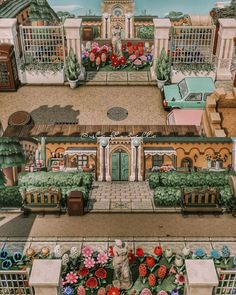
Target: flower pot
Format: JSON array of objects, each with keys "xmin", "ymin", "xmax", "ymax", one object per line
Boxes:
[
  {"xmin": 68, "ymin": 78, "xmax": 79, "ymax": 89},
  {"xmin": 157, "ymin": 79, "xmax": 167, "ymax": 89}
]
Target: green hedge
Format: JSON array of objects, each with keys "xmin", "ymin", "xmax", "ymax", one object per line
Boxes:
[
  {"xmin": 154, "ymin": 185, "xmax": 232, "ymax": 207},
  {"xmin": 0, "ymin": 186, "xmax": 21, "ymax": 208},
  {"xmin": 18, "ymin": 172, "xmax": 93, "ymax": 189},
  {"xmin": 149, "ymin": 172, "xmax": 236, "ymax": 189}
]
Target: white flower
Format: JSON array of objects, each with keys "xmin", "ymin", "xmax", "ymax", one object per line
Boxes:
[
  {"xmin": 182, "ymin": 246, "xmax": 191, "ymax": 256},
  {"xmin": 62, "ymin": 254, "xmax": 70, "ymax": 266},
  {"xmin": 53, "ymin": 245, "xmax": 62, "ymax": 258},
  {"xmin": 70, "ymin": 247, "xmax": 79, "ymax": 259},
  {"xmin": 165, "ymin": 248, "xmax": 173, "ymax": 258},
  {"xmin": 174, "ymin": 255, "xmax": 184, "ymax": 267}
]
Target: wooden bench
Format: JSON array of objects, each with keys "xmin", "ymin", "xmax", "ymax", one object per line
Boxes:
[
  {"xmin": 181, "ymin": 188, "xmax": 222, "ymax": 214},
  {"xmin": 22, "ymin": 188, "xmax": 61, "ymax": 215}
]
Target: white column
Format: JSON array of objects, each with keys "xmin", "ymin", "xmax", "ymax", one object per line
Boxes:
[
  {"xmin": 0, "ymin": 19, "xmax": 21, "ymax": 78},
  {"xmin": 130, "ymin": 138, "xmax": 143, "ymax": 181},
  {"xmin": 185, "ymin": 260, "xmax": 219, "ymax": 295},
  {"xmin": 98, "ymin": 138, "xmax": 111, "ymax": 181},
  {"xmin": 151, "ymin": 18, "xmax": 171, "ymax": 80},
  {"xmin": 125, "ymin": 14, "xmax": 134, "ymax": 39},
  {"xmin": 216, "ymin": 18, "xmax": 236, "ymax": 81},
  {"xmin": 29, "ymin": 260, "xmax": 62, "ymax": 295},
  {"xmin": 232, "ymin": 138, "xmax": 236, "ymax": 172},
  {"xmin": 64, "ymin": 19, "xmax": 82, "ymax": 63}
]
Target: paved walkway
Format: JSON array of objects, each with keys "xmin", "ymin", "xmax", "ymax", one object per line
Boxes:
[{"xmin": 88, "ymin": 181, "xmax": 155, "ymax": 212}]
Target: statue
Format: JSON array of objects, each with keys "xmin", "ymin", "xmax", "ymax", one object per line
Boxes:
[
  {"xmin": 111, "ymin": 25, "xmax": 123, "ymax": 58},
  {"xmin": 112, "ymin": 240, "xmax": 132, "ymax": 290}
]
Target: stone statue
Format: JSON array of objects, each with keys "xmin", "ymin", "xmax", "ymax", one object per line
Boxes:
[
  {"xmin": 111, "ymin": 25, "xmax": 123, "ymax": 58},
  {"xmin": 112, "ymin": 240, "xmax": 132, "ymax": 290}
]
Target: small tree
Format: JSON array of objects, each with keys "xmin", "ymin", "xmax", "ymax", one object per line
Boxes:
[
  {"xmin": 156, "ymin": 48, "xmax": 170, "ymax": 81},
  {"xmin": 65, "ymin": 48, "xmax": 81, "ymax": 81},
  {"xmin": 0, "ymin": 138, "xmax": 25, "ymax": 186}
]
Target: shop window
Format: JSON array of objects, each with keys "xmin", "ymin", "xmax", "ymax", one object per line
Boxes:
[
  {"xmin": 153, "ymin": 155, "xmax": 163, "ymax": 167},
  {"xmin": 78, "ymin": 155, "xmax": 88, "ymax": 168}
]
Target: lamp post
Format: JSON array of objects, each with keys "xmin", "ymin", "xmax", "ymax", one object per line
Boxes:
[
  {"xmin": 133, "ymin": 138, "xmax": 141, "ymax": 182},
  {"xmin": 126, "ymin": 13, "xmax": 132, "ymax": 39},
  {"xmin": 101, "ymin": 138, "xmax": 109, "ymax": 182},
  {"xmin": 103, "ymin": 13, "xmax": 109, "ymax": 39}
]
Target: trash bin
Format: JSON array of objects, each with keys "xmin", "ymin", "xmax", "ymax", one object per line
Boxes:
[{"xmin": 67, "ymin": 191, "xmax": 84, "ymax": 216}]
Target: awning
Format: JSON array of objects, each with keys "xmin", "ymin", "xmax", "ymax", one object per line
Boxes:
[
  {"xmin": 144, "ymin": 147, "xmax": 176, "ymax": 156},
  {"xmin": 64, "ymin": 147, "xmax": 97, "ymax": 156}
]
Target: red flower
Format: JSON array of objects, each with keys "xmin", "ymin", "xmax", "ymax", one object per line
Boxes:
[
  {"xmin": 95, "ymin": 268, "xmax": 107, "ymax": 279},
  {"xmin": 148, "ymin": 273, "xmax": 156, "ymax": 287},
  {"xmin": 154, "ymin": 246, "xmax": 163, "ymax": 256},
  {"xmin": 91, "ymin": 47, "xmax": 98, "ymax": 53},
  {"xmin": 78, "ymin": 267, "xmax": 89, "ymax": 277},
  {"xmin": 139, "ymin": 48, "xmax": 144, "ymax": 55},
  {"xmin": 127, "ymin": 41, "xmax": 132, "ymax": 47},
  {"xmin": 136, "ymin": 247, "xmax": 144, "ymax": 257},
  {"xmin": 134, "ymin": 50, "xmax": 140, "ymax": 58},
  {"xmin": 112, "ymin": 59, "xmax": 120, "ymax": 67},
  {"xmin": 109, "ymin": 246, "xmax": 114, "ymax": 257},
  {"xmin": 86, "ymin": 277, "xmax": 98, "ymax": 289},
  {"xmin": 128, "ymin": 46, "xmax": 134, "ymax": 55},
  {"xmin": 133, "ymin": 45, "xmax": 138, "ymax": 51},
  {"xmin": 119, "ymin": 57, "xmax": 126, "ymax": 65},
  {"xmin": 128, "ymin": 250, "xmax": 136, "ymax": 264},
  {"xmin": 146, "ymin": 256, "xmax": 155, "ymax": 268},
  {"xmin": 157, "ymin": 265, "xmax": 167, "ymax": 279},
  {"xmin": 110, "ymin": 54, "xmax": 117, "ymax": 61},
  {"xmin": 139, "ymin": 264, "xmax": 147, "ymax": 277},
  {"xmin": 107, "ymin": 287, "xmax": 120, "ymax": 295}
]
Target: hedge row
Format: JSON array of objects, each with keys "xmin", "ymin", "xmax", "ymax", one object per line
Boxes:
[
  {"xmin": 0, "ymin": 186, "xmax": 21, "ymax": 208},
  {"xmin": 154, "ymin": 185, "xmax": 232, "ymax": 207},
  {"xmin": 149, "ymin": 172, "xmax": 236, "ymax": 189},
  {"xmin": 18, "ymin": 172, "xmax": 93, "ymax": 189}
]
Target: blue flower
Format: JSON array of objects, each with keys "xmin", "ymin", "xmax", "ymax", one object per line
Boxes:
[
  {"xmin": 0, "ymin": 250, "xmax": 8, "ymax": 260},
  {"xmin": 221, "ymin": 246, "xmax": 230, "ymax": 258},
  {"xmin": 211, "ymin": 249, "xmax": 221, "ymax": 260},
  {"xmin": 2, "ymin": 259, "xmax": 12, "ymax": 270},
  {"xmin": 194, "ymin": 248, "xmax": 206, "ymax": 258},
  {"xmin": 13, "ymin": 252, "xmax": 23, "ymax": 263},
  {"xmin": 63, "ymin": 286, "xmax": 74, "ymax": 295}
]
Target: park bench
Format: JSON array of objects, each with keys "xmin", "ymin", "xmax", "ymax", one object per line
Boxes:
[
  {"xmin": 22, "ymin": 188, "xmax": 61, "ymax": 216},
  {"xmin": 181, "ymin": 187, "xmax": 222, "ymax": 214}
]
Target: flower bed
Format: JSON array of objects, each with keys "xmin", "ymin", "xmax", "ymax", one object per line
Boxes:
[{"xmin": 82, "ymin": 42, "xmax": 153, "ymax": 72}]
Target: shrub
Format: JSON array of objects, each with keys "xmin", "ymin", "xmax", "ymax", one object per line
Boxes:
[
  {"xmin": 154, "ymin": 187, "xmax": 181, "ymax": 207},
  {"xmin": 0, "ymin": 186, "xmax": 21, "ymax": 207},
  {"xmin": 149, "ymin": 173, "xmax": 160, "ymax": 189}
]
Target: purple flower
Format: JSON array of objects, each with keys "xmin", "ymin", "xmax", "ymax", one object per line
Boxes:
[
  {"xmin": 63, "ymin": 286, "xmax": 73, "ymax": 295},
  {"xmin": 147, "ymin": 54, "xmax": 153, "ymax": 61}
]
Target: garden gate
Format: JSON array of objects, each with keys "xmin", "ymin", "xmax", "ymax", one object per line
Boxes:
[{"xmin": 214, "ymin": 269, "xmax": 236, "ymax": 294}]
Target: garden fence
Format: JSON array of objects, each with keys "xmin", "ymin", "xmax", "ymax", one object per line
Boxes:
[
  {"xmin": 0, "ymin": 269, "xmax": 33, "ymax": 295},
  {"xmin": 169, "ymin": 25, "xmax": 215, "ymax": 65},
  {"xmin": 19, "ymin": 25, "xmax": 66, "ymax": 65},
  {"xmin": 214, "ymin": 269, "xmax": 236, "ymax": 294}
]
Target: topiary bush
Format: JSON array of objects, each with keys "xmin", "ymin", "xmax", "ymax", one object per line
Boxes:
[{"xmin": 0, "ymin": 186, "xmax": 22, "ymax": 208}]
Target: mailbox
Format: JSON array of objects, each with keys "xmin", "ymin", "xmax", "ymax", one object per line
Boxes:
[{"xmin": 67, "ymin": 191, "xmax": 84, "ymax": 216}]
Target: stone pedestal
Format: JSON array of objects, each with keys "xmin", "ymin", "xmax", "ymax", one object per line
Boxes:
[
  {"xmin": 29, "ymin": 259, "xmax": 62, "ymax": 295},
  {"xmin": 185, "ymin": 260, "xmax": 219, "ymax": 295},
  {"xmin": 216, "ymin": 19, "xmax": 236, "ymax": 81}
]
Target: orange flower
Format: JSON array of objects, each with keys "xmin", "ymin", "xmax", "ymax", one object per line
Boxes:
[
  {"xmin": 107, "ymin": 287, "xmax": 120, "ymax": 295},
  {"xmin": 157, "ymin": 265, "xmax": 167, "ymax": 279},
  {"xmin": 154, "ymin": 246, "xmax": 163, "ymax": 256},
  {"xmin": 139, "ymin": 264, "xmax": 147, "ymax": 277},
  {"xmin": 148, "ymin": 273, "xmax": 156, "ymax": 286}
]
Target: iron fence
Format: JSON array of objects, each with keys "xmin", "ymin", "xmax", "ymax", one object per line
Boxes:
[
  {"xmin": 214, "ymin": 269, "xmax": 236, "ymax": 294},
  {"xmin": 0, "ymin": 269, "xmax": 33, "ymax": 295},
  {"xmin": 170, "ymin": 25, "xmax": 215, "ymax": 64},
  {"xmin": 20, "ymin": 25, "xmax": 65, "ymax": 65}
]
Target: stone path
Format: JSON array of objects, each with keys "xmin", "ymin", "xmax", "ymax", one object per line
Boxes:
[{"xmin": 87, "ymin": 181, "xmax": 155, "ymax": 212}]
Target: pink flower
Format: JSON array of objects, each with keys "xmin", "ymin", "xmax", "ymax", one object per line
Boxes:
[
  {"xmin": 101, "ymin": 53, "xmax": 107, "ymax": 62},
  {"xmin": 82, "ymin": 50, "xmax": 89, "ymax": 57},
  {"xmin": 84, "ymin": 256, "xmax": 96, "ymax": 269},
  {"xmin": 77, "ymin": 286, "xmax": 86, "ymax": 295},
  {"xmin": 133, "ymin": 59, "xmax": 142, "ymax": 66},
  {"xmin": 89, "ymin": 52, "xmax": 95, "ymax": 62},
  {"xmin": 140, "ymin": 55, "xmax": 147, "ymax": 61},
  {"xmin": 157, "ymin": 291, "xmax": 168, "ymax": 295},
  {"xmin": 91, "ymin": 42, "xmax": 99, "ymax": 48},
  {"xmin": 175, "ymin": 273, "xmax": 185, "ymax": 285},
  {"xmin": 129, "ymin": 54, "xmax": 137, "ymax": 61},
  {"xmin": 66, "ymin": 272, "xmax": 78, "ymax": 284},
  {"xmin": 169, "ymin": 264, "xmax": 177, "ymax": 275},
  {"xmin": 82, "ymin": 246, "xmax": 93, "ymax": 257},
  {"xmin": 96, "ymin": 56, "xmax": 101, "ymax": 66},
  {"xmin": 96, "ymin": 251, "xmax": 108, "ymax": 265}
]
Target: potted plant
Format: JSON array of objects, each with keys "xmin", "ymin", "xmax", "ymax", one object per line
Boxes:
[
  {"xmin": 156, "ymin": 48, "xmax": 170, "ymax": 89},
  {"xmin": 65, "ymin": 48, "xmax": 81, "ymax": 89}
]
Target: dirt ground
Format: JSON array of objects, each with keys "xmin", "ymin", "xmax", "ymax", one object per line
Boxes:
[{"xmin": 0, "ymin": 85, "xmax": 166, "ymax": 130}]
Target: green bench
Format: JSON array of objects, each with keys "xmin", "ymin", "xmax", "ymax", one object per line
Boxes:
[
  {"xmin": 181, "ymin": 188, "xmax": 222, "ymax": 214},
  {"xmin": 22, "ymin": 188, "xmax": 61, "ymax": 215}
]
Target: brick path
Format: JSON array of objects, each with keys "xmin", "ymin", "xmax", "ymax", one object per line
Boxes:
[{"xmin": 87, "ymin": 181, "xmax": 155, "ymax": 212}]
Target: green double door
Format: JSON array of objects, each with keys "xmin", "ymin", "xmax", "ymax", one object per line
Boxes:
[{"xmin": 112, "ymin": 151, "xmax": 129, "ymax": 181}]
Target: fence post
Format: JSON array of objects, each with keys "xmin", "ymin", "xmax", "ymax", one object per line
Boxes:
[
  {"xmin": 185, "ymin": 259, "xmax": 219, "ymax": 295},
  {"xmin": 64, "ymin": 18, "xmax": 85, "ymax": 80},
  {"xmin": 29, "ymin": 259, "xmax": 62, "ymax": 295},
  {"xmin": 150, "ymin": 18, "xmax": 171, "ymax": 80},
  {"xmin": 215, "ymin": 18, "xmax": 236, "ymax": 81}
]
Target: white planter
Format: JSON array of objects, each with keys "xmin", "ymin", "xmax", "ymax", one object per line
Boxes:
[
  {"xmin": 20, "ymin": 69, "xmax": 65, "ymax": 85},
  {"xmin": 156, "ymin": 79, "xmax": 167, "ymax": 89},
  {"xmin": 68, "ymin": 78, "xmax": 79, "ymax": 89},
  {"xmin": 171, "ymin": 68, "xmax": 216, "ymax": 84}
]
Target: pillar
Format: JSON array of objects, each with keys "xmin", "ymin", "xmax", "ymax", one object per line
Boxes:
[
  {"xmin": 0, "ymin": 19, "xmax": 21, "ymax": 78},
  {"xmin": 232, "ymin": 138, "xmax": 236, "ymax": 172},
  {"xmin": 185, "ymin": 260, "xmax": 218, "ymax": 295},
  {"xmin": 216, "ymin": 19, "xmax": 236, "ymax": 81},
  {"xmin": 40, "ymin": 137, "xmax": 46, "ymax": 167},
  {"xmin": 130, "ymin": 138, "xmax": 143, "ymax": 181},
  {"xmin": 125, "ymin": 14, "xmax": 134, "ymax": 39},
  {"xmin": 64, "ymin": 18, "xmax": 85, "ymax": 80},
  {"xmin": 102, "ymin": 13, "xmax": 111, "ymax": 39},
  {"xmin": 29, "ymin": 260, "xmax": 62, "ymax": 295},
  {"xmin": 151, "ymin": 18, "xmax": 171, "ymax": 80},
  {"xmin": 98, "ymin": 138, "xmax": 111, "ymax": 181}
]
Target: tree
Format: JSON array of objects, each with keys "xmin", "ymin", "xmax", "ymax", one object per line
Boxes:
[
  {"xmin": 0, "ymin": 138, "xmax": 25, "ymax": 186},
  {"xmin": 211, "ymin": 0, "xmax": 236, "ymax": 24},
  {"xmin": 29, "ymin": 0, "xmax": 55, "ymax": 24}
]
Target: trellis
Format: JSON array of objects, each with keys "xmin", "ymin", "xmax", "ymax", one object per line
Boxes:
[
  {"xmin": 20, "ymin": 25, "xmax": 65, "ymax": 64},
  {"xmin": 215, "ymin": 269, "xmax": 236, "ymax": 294},
  {"xmin": 170, "ymin": 25, "xmax": 215, "ymax": 64}
]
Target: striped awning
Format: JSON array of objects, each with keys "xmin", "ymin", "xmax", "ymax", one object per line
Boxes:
[
  {"xmin": 144, "ymin": 147, "xmax": 176, "ymax": 156},
  {"xmin": 64, "ymin": 147, "xmax": 97, "ymax": 156}
]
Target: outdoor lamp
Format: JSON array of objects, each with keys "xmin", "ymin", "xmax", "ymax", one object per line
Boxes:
[
  {"xmin": 103, "ymin": 13, "xmax": 109, "ymax": 39},
  {"xmin": 101, "ymin": 138, "xmax": 109, "ymax": 181},
  {"xmin": 133, "ymin": 138, "xmax": 141, "ymax": 182},
  {"xmin": 126, "ymin": 13, "xmax": 132, "ymax": 39}
]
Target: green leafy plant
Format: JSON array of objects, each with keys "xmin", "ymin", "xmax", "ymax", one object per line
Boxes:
[
  {"xmin": 173, "ymin": 63, "xmax": 215, "ymax": 75},
  {"xmin": 165, "ymin": 11, "xmax": 189, "ymax": 22},
  {"xmin": 0, "ymin": 186, "xmax": 22, "ymax": 208},
  {"xmin": 65, "ymin": 48, "xmax": 80, "ymax": 81},
  {"xmin": 154, "ymin": 187, "xmax": 181, "ymax": 206},
  {"xmin": 156, "ymin": 48, "xmax": 170, "ymax": 81},
  {"xmin": 21, "ymin": 62, "xmax": 63, "ymax": 75},
  {"xmin": 136, "ymin": 26, "xmax": 154, "ymax": 39}
]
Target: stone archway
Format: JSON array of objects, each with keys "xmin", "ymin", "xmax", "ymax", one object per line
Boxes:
[{"xmin": 111, "ymin": 148, "xmax": 129, "ymax": 181}]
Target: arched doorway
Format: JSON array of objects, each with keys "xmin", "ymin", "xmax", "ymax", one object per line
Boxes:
[
  {"xmin": 181, "ymin": 157, "xmax": 193, "ymax": 171},
  {"xmin": 112, "ymin": 149, "xmax": 129, "ymax": 181}
]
